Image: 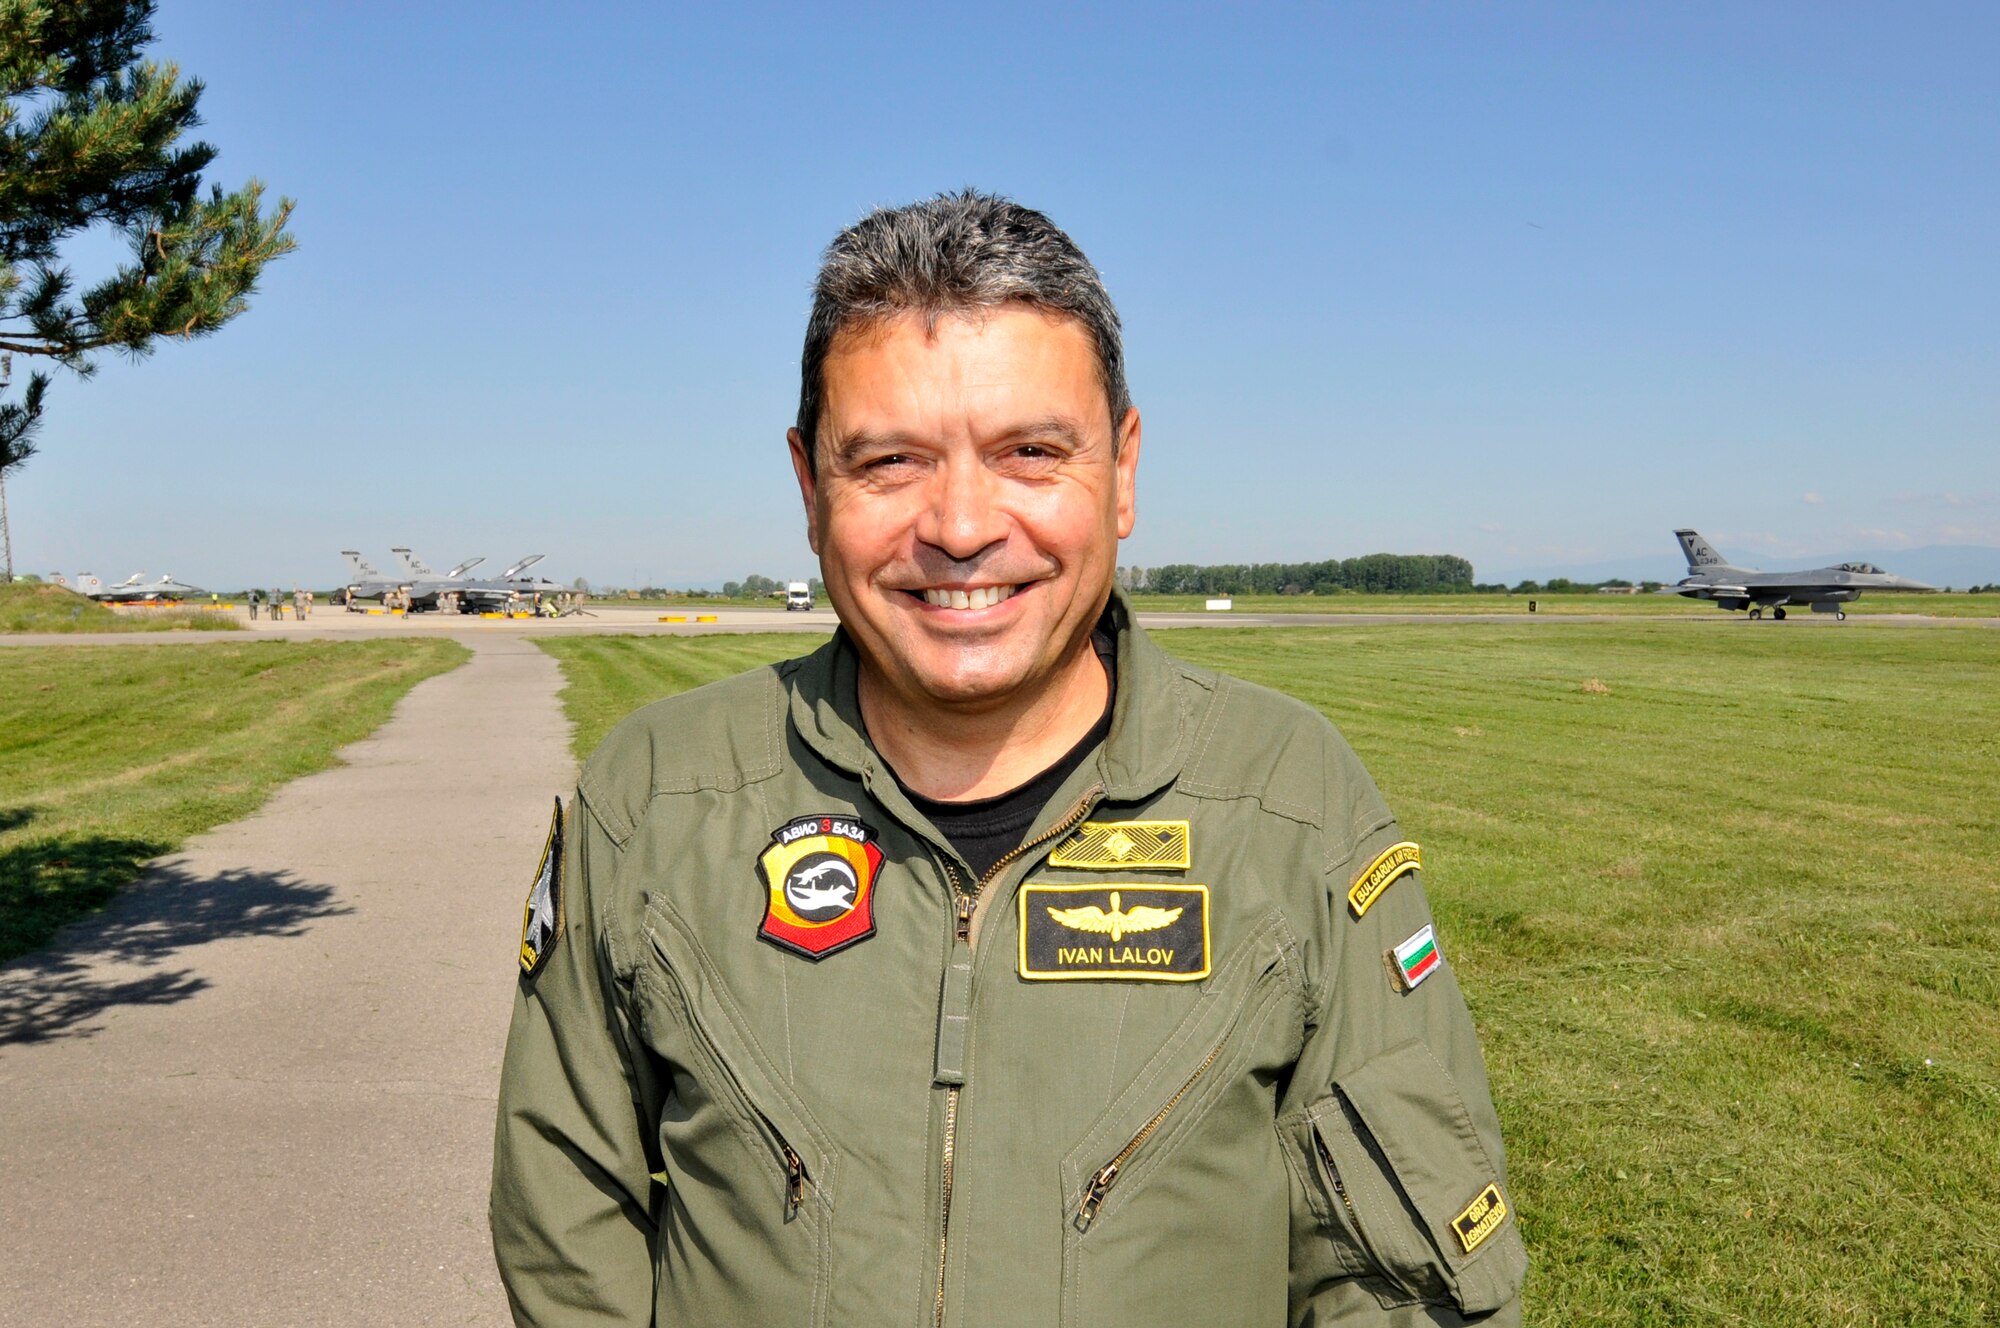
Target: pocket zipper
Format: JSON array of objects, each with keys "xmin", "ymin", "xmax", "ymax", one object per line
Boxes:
[
  {"xmin": 757, "ymin": 1109, "xmax": 811, "ymax": 1221},
  {"xmin": 1313, "ymin": 1126, "xmax": 1358, "ymax": 1221},
  {"xmin": 1074, "ymin": 1035, "xmax": 1227, "ymax": 1233}
]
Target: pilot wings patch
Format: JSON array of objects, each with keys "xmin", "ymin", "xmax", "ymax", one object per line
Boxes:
[{"xmin": 519, "ymin": 798, "xmax": 564, "ymax": 978}]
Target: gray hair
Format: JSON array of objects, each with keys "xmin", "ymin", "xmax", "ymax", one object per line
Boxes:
[{"xmin": 796, "ymin": 190, "xmax": 1130, "ymax": 471}]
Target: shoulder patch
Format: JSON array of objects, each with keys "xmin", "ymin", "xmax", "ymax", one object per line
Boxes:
[
  {"xmin": 1048, "ymin": 820, "xmax": 1190, "ymax": 870},
  {"xmin": 1019, "ymin": 885, "xmax": 1209, "ymax": 980},
  {"xmin": 519, "ymin": 797, "xmax": 565, "ymax": 978},
  {"xmin": 1348, "ymin": 841, "xmax": 1421, "ymax": 919}
]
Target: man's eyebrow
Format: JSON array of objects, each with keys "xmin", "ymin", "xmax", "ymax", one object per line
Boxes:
[
  {"xmin": 825, "ymin": 430, "xmax": 919, "ymax": 466},
  {"xmin": 825, "ymin": 417, "xmax": 1090, "ymax": 465},
  {"xmin": 994, "ymin": 416, "xmax": 1088, "ymax": 449}
]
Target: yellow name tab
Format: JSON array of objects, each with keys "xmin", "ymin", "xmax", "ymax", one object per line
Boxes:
[
  {"xmin": 1347, "ymin": 841, "xmax": 1421, "ymax": 919},
  {"xmin": 1452, "ymin": 1183, "xmax": 1509, "ymax": 1254},
  {"xmin": 1048, "ymin": 820, "xmax": 1191, "ymax": 870}
]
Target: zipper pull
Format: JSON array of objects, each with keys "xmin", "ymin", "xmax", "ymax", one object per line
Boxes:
[
  {"xmin": 955, "ymin": 893, "xmax": 975, "ymax": 943},
  {"xmin": 783, "ymin": 1144, "xmax": 807, "ymax": 1219},
  {"xmin": 1075, "ymin": 1160, "xmax": 1120, "ymax": 1232},
  {"xmin": 1314, "ymin": 1131, "xmax": 1355, "ymax": 1214}
]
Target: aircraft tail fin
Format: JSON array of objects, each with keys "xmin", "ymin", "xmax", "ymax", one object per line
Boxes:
[
  {"xmin": 1674, "ymin": 529, "xmax": 1736, "ymax": 573},
  {"xmin": 341, "ymin": 550, "xmax": 381, "ymax": 581}
]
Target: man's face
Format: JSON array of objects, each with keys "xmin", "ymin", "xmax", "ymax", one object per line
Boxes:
[{"xmin": 789, "ymin": 305, "xmax": 1139, "ymax": 716}]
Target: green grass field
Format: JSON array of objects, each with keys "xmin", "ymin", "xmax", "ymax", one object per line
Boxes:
[
  {"xmin": 1122, "ymin": 590, "xmax": 2000, "ymax": 617},
  {"xmin": 0, "ymin": 638, "xmax": 467, "ymax": 961},
  {"xmin": 0, "ymin": 581, "xmax": 242, "ymax": 632},
  {"xmin": 538, "ymin": 623, "xmax": 2000, "ymax": 1325}
]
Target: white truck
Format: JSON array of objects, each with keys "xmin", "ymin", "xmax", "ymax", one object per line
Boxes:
[{"xmin": 784, "ymin": 581, "xmax": 813, "ymax": 611}]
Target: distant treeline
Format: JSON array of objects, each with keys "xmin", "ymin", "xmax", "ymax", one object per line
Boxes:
[{"xmin": 1122, "ymin": 554, "xmax": 1476, "ymax": 596}]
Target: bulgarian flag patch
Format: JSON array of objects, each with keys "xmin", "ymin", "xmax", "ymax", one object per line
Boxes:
[{"xmin": 1388, "ymin": 923, "xmax": 1442, "ymax": 992}]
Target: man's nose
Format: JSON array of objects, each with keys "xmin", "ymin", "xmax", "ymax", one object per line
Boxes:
[{"xmin": 916, "ymin": 454, "xmax": 1008, "ymax": 561}]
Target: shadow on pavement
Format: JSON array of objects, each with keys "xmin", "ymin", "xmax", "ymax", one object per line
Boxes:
[{"xmin": 0, "ymin": 849, "xmax": 349, "ymax": 1045}]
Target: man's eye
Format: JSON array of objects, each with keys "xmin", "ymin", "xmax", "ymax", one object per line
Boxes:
[{"xmin": 865, "ymin": 453, "xmax": 913, "ymax": 470}]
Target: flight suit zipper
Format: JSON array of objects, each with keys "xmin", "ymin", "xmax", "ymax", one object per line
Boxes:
[
  {"xmin": 934, "ymin": 785, "xmax": 1102, "ymax": 1328},
  {"xmin": 1073, "ymin": 1035, "xmax": 1226, "ymax": 1233}
]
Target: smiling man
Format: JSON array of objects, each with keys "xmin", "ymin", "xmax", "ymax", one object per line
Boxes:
[{"xmin": 491, "ymin": 192, "xmax": 1525, "ymax": 1326}]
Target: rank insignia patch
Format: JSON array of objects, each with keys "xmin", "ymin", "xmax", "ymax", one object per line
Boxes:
[
  {"xmin": 1048, "ymin": 819, "xmax": 1191, "ymax": 870},
  {"xmin": 756, "ymin": 815, "xmax": 884, "ymax": 960},
  {"xmin": 1451, "ymin": 1183, "xmax": 1510, "ymax": 1254},
  {"xmin": 1019, "ymin": 885, "xmax": 1210, "ymax": 981},
  {"xmin": 519, "ymin": 797, "xmax": 564, "ymax": 978},
  {"xmin": 1347, "ymin": 841, "xmax": 1421, "ymax": 919},
  {"xmin": 1386, "ymin": 923, "xmax": 1442, "ymax": 992}
]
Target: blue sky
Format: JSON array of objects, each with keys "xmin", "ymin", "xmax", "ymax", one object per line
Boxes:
[{"xmin": 10, "ymin": 1, "xmax": 1997, "ymax": 588}]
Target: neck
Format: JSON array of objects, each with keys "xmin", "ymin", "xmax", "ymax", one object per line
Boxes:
[{"xmin": 860, "ymin": 640, "xmax": 1109, "ymax": 802}]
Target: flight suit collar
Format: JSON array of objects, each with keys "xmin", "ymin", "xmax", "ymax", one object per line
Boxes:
[{"xmin": 787, "ymin": 587, "xmax": 1193, "ymax": 816}]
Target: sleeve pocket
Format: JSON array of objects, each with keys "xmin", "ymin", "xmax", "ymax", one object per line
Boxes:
[{"xmin": 1283, "ymin": 1039, "xmax": 1526, "ymax": 1315}]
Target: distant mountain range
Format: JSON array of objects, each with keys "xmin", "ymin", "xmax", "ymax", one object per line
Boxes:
[{"xmin": 1484, "ymin": 545, "xmax": 2000, "ymax": 591}]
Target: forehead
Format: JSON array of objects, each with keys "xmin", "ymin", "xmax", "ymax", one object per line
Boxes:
[{"xmin": 820, "ymin": 306, "xmax": 1106, "ymax": 421}]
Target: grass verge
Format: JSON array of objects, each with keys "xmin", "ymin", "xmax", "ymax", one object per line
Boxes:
[
  {"xmin": 537, "ymin": 623, "xmax": 1999, "ymax": 1324},
  {"xmin": 0, "ymin": 637, "xmax": 467, "ymax": 961},
  {"xmin": 1, "ymin": 582, "xmax": 242, "ymax": 632}
]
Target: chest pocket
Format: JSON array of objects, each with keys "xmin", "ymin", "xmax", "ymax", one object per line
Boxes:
[
  {"xmin": 1058, "ymin": 911, "xmax": 1307, "ymax": 1327},
  {"xmin": 642, "ymin": 902, "xmax": 837, "ymax": 1328}
]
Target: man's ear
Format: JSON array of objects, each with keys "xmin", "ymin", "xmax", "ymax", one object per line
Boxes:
[
  {"xmin": 787, "ymin": 428, "xmax": 821, "ymax": 554},
  {"xmin": 1113, "ymin": 407, "xmax": 1141, "ymax": 540}
]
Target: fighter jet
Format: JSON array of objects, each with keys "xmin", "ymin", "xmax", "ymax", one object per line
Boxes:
[
  {"xmin": 79, "ymin": 572, "xmax": 207, "ymax": 603},
  {"xmin": 339, "ymin": 550, "xmax": 422, "ymax": 608},
  {"xmin": 1662, "ymin": 529, "xmax": 1936, "ymax": 620},
  {"xmin": 339, "ymin": 549, "xmax": 566, "ymax": 613}
]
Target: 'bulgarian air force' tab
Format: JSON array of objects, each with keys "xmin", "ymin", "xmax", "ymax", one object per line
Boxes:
[
  {"xmin": 1048, "ymin": 820, "xmax": 1191, "ymax": 870},
  {"xmin": 1348, "ymin": 840, "xmax": 1421, "ymax": 919},
  {"xmin": 1019, "ymin": 885, "xmax": 1209, "ymax": 981},
  {"xmin": 756, "ymin": 815, "xmax": 884, "ymax": 961},
  {"xmin": 519, "ymin": 797, "xmax": 564, "ymax": 978}
]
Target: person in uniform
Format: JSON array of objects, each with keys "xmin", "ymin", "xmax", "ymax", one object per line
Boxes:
[{"xmin": 491, "ymin": 190, "xmax": 1525, "ymax": 1326}]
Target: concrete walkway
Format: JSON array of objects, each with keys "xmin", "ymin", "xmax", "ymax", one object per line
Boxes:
[{"xmin": 0, "ymin": 634, "xmax": 573, "ymax": 1327}]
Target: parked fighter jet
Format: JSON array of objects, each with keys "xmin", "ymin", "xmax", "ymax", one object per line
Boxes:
[
  {"xmin": 338, "ymin": 550, "xmax": 422, "ymax": 608},
  {"xmin": 77, "ymin": 572, "xmax": 207, "ymax": 603},
  {"xmin": 338, "ymin": 549, "xmax": 566, "ymax": 613},
  {"xmin": 1663, "ymin": 530, "xmax": 1937, "ymax": 620}
]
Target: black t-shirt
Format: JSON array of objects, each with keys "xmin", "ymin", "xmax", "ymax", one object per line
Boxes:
[{"xmin": 896, "ymin": 632, "xmax": 1115, "ymax": 881}]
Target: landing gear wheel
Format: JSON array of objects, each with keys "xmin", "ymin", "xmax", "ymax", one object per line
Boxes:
[
  {"xmin": 1748, "ymin": 607, "xmax": 1762, "ymax": 620},
  {"xmin": 1773, "ymin": 607, "xmax": 1787, "ymax": 621},
  {"xmin": 1837, "ymin": 610, "xmax": 1847, "ymax": 621}
]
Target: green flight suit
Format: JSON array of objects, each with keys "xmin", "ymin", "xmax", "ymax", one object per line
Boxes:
[{"xmin": 491, "ymin": 593, "xmax": 1526, "ymax": 1325}]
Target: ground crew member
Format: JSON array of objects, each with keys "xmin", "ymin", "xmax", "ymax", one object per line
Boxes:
[
  {"xmin": 247, "ymin": 588, "xmax": 260, "ymax": 620},
  {"xmin": 491, "ymin": 191, "xmax": 1525, "ymax": 1326}
]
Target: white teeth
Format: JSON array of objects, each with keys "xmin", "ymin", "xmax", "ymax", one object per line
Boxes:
[{"xmin": 922, "ymin": 585, "xmax": 1017, "ymax": 610}]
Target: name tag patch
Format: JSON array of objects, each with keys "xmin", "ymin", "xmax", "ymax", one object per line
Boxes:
[
  {"xmin": 1048, "ymin": 820, "xmax": 1191, "ymax": 870},
  {"xmin": 1348, "ymin": 841, "xmax": 1421, "ymax": 919},
  {"xmin": 1452, "ymin": 1183, "xmax": 1510, "ymax": 1254},
  {"xmin": 1019, "ymin": 885, "xmax": 1209, "ymax": 981}
]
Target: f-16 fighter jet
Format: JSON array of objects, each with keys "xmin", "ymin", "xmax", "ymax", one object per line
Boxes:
[{"xmin": 1663, "ymin": 529, "xmax": 1936, "ymax": 620}]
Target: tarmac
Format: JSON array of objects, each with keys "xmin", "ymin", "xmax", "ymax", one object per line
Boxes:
[{"xmin": 0, "ymin": 633, "xmax": 571, "ymax": 1326}]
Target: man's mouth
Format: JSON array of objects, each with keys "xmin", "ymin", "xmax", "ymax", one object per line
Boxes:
[{"xmin": 916, "ymin": 584, "xmax": 1019, "ymax": 611}]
